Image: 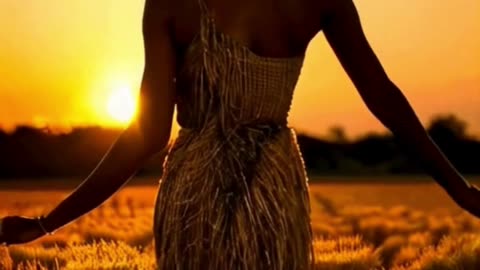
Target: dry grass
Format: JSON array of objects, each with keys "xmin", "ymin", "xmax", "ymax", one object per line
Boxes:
[{"xmin": 1, "ymin": 181, "xmax": 480, "ymax": 269}]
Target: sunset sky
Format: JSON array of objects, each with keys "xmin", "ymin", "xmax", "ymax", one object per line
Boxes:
[{"xmin": 0, "ymin": 0, "xmax": 478, "ymax": 139}]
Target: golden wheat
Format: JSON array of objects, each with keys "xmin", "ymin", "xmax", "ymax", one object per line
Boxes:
[{"xmin": 1, "ymin": 183, "xmax": 480, "ymax": 270}]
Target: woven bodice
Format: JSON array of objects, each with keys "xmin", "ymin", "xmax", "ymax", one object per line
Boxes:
[{"xmin": 175, "ymin": 1, "xmax": 305, "ymax": 132}]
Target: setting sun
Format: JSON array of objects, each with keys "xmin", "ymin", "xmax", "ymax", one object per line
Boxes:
[{"xmin": 107, "ymin": 86, "xmax": 137, "ymax": 124}]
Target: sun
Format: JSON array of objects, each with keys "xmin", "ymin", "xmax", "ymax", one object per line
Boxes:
[{"xmin": 107, "ymin": 86, "xmax": 137, "ymax": 124}]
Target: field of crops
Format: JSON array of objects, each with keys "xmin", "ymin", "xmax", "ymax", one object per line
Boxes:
[{"xmin": 1, "ymin": 178, "xmax": 480, "ymax": 270}]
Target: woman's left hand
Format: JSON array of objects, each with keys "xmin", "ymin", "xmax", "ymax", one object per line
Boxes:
[
  {"xmin": 450, "ymin": 183, "xmax": 480, "ymax": 219},
  {"xmin": 0, "ymin": 216, "xmax": 47, "ymax": 246}
]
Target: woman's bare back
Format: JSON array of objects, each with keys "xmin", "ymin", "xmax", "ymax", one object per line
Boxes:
[{"xmin": 168, "ymin": 0, "xmax": 332, "ymax": 60}]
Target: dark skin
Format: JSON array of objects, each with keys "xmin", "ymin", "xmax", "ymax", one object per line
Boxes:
[{"xmin": 1, "ymin": 0, "xmax": 479, "ymax": 246}]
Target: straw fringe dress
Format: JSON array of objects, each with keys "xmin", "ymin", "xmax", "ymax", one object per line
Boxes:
[{"xmin": 153, "ymin": 1, "xmax": 314, "ymax": 269}]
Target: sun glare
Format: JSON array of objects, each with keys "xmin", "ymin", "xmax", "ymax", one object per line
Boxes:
[{"xmin": 107, "ymin": 86, "xmax": 137, "ymax": 124}]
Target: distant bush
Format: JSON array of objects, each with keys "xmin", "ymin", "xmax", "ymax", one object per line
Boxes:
[{"xmin": 1, "ymin": 113, "xmax": 479, "ymax": 179}]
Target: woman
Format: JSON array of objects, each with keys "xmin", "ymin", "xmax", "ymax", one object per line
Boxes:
[{"xmin": 1, "ymin": 0, "xmax": 479, "ymax": 269}]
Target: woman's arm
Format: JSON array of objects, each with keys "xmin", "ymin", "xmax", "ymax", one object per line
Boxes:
[
  {"xmin": 322, "ymin": 0, "xmax": 480, "ymax": 217},
  {"xmin": 40, "ymin": 0, "xmax": 177, "ymax": 233}
]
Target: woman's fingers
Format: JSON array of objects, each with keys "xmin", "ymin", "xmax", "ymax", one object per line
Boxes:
[
  {"xmin": 0, "ymin": 218, "xmax": 7, "ymax": 244},
  {"xmin": 0, "ymin": 216, "xmax": 50, "ymax": 246},
  {"xmin": 0, "ymin": 217, "xmax": 14, "ymax": 245},
  {"xmin": 0, "ymin": 218, "xmax": 10, "ymax": 246}
]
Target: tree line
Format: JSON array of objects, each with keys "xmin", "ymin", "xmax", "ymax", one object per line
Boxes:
[{"xmin": 0, "ymin": 114, "xmax": 478, "ymax": 179}]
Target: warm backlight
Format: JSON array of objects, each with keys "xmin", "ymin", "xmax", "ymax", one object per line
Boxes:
[{"xmin": 106, "ymin": 86, "xmax": 137, "ymax": 124}]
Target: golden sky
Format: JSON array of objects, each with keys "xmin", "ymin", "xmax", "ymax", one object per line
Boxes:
[{"xmin": 0, "ymin": 0, "xmax": 479, "ymax": 139}]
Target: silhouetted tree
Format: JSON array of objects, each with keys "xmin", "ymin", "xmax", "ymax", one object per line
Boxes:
[
  {"xmin": 426, "ymin": 114, "xmax": 479, "ymax": 173},
  {"xmin": 327, "ymin": 125, "xmax": 349, "ymax": 144},
  {"xmin": 427, "ymin": 114, "xmax": 469, "ymax": 141}
]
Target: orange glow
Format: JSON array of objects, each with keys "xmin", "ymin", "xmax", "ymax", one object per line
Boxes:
[
  {"xmin": 106, "ymin": 86, "xmax": 137, "ymax": 125},
  {"xmin": 86, "ymin": 77, "xmax": 139, "ymax": 127},
  {"xmin": 0, "ymin": 0, "xmax": 479, "ymax": 137}
]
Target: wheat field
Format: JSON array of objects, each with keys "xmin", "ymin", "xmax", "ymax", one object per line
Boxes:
[{"xmin": 1, "ymin": 178, "xmax": 480, "ymax": 270}]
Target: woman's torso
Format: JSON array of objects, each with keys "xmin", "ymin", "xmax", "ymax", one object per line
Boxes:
[{"xmin": 167, "ymin": 0, "xmax": 334, "ymax": 130}]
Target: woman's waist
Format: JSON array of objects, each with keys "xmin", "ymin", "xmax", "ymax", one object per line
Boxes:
[
  {"xmin": 165, "ymin": 124, "xmax": 301, "ymax": 172},
  {"xmin": 177, "ymin": 119, "xmax": 289, "ymax": 139}
]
